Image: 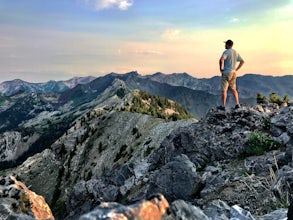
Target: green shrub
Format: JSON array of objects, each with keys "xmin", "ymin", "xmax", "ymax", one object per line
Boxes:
[
  {"xmin": 240, "ymin": 131, "xmax": 281, "ymax": 157},
  {"xmin": 256, "ymin": 92, "xmax": 290, "ymax": 105},
  {"xmin": 256, "ymin": 92, "xmax": 268, "ymax": 104},
  {"xmin": 269, "ymin": 92, "xmax": 283, "ymax": 105}
]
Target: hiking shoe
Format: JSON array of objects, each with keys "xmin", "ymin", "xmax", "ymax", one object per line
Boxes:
[
  {"xmin": 234, "ymin": 104, "xmax": 241, "ymax": 109},
  {"xmin": 217, "ymin": 106, "xmax": 226, "ymax": 111}
]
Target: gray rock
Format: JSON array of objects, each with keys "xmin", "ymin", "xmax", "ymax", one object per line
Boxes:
[
  {"xmin": 0, "ymin": 176, "xmax": 54, "ymax": 220},
  {"xmin": 244, "ymin": 151, "xmax": 283, "ymax": 176},
  {"xmin": 271, "ymin": 126, "xmax": 284, "ymax": 137},
  {"xmin": 148, "ymin": 154, "xmax": 202, "ymax": 201},
  {"xmin": 203, "ymin": 200, "xmax": 230, "ymax": 220},
  {"xmin": 271, "ymin": 165, "xmax": 293, "ymax": 201},
  {"xmin": 288, "ymin": 123, "xmax": 293, "ymax": 136},
  {"xmin": 256, "ymin": 208, "xmax": 288, "ymax": 220},
  {"xmin": 230, "ymin": 205, "xmax": 256, "ymax": 220},
  {"xmin": 200, "ymin": 169, "xmax": 226, "ymax": 198},
  {"xmin": 285, "ymin": 139, "xmax": 293, "ymax": 164},
  {"xmin": 78, "ymin": 194, "xmax": 171, "ymax": 220},
  {"xmin": 66, "ymin": 179, "xmax": 119, "ymax": 219},
  {"xmin": 271, "ymin": 107, "xmax": 293, "ymax": 139},
  {"xmin": 275, "ymin": 132, "xmax": 291, "ymax": 144},
  {"xmin": 171, "ymin": 200, "xmax": 209, "ymax": 220}
]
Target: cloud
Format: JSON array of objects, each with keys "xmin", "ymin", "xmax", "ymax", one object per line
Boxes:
[
  {"xmin": 229, "ymin": 17, "xmax": 239, "ymax": 23},
  {"xmin": 161, "ymin": 29, "xmax": 181, "ymax": 40},
  {"xmin": 84, "ymin": 0, "xmax": 133, "ymax": 10},
  {"xmin": 134, "ymin": 49, "xmax": 163, "ymax": 55}
]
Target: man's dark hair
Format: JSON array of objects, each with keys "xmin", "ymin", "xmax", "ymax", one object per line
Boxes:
[{"xmin": 225, "ymin": 39, "xmax": 233, "ymax": 46}]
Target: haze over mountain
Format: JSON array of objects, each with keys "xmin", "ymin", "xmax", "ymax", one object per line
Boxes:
[
  {"xmin": 2, "ymin": 72, "xmax": 292, "ymax": 98},
  {"xmin": 1, "ymin": 72, "xmax": 292, "ymax": 118}
]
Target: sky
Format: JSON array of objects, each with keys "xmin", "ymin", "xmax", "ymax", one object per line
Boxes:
[{"xmin": 0, "ymin": 0, "xmax": 292, "ymax": 83}]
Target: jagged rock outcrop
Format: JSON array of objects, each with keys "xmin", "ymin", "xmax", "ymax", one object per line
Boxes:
[
  {"xmin": 59, "ymin": 109, "xmax": 195, "ymax": 219},
  {"xmin": 0, "ymin": 131, "xmax": 40, "ymax": 162},
  {"xmin": 7, "ymin": 149, "xmax": 61, "ymax": 206},
  {"xmin": 2, "ymin": 99, "xmax": 293, "ymax": 219},
  {"xmin": 59, "ymin": 104, "xmax": 292, "ymax": 219},
  {"xmin": 0, "ymin": 176, "xmax": 54, "ymax": 220},
  {"xmin": 79, "ymin": 194, "xmax": 171, "ymax": 220},
  {"xmin": 66, "ymin": 179, "xmax": 119, "ymax": 219},
  {"xmin": 147, "ymin": 154, "xmax": 202, "ymax": 201}
]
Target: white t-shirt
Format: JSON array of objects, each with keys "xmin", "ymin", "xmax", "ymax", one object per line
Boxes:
[{"xmin": 221, "ymin": 49, "xmax": 243, "ymax": 74}]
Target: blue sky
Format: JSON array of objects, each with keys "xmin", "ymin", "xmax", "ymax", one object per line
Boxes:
[{"xmin": 0, "ymin": 0, "xmax": 292, "ymax": 82}]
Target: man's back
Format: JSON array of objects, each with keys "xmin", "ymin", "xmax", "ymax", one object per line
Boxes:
[{"xmin": 221, "ymin": 48, "xmax": 243, "ymax": 74}]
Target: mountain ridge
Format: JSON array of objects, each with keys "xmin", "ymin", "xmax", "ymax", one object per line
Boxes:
[
  {"xmin": 0, "ymin": 76, "xmax": 95, "ymax": 96},
  {"xmin": 1, "ymin": 72, "xmax": 292, "ymax": 101},
  {"xmin": 0, "ymin": 78, "xmax": 193, "ymax": 169},
  {"xmin": 1, "ymin": 72, "xmax": 292, "ymax": 119}
]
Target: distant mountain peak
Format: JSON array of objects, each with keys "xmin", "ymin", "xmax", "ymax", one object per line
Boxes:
[
  {"xmin": 172, "ymin": 72, "xmax": 191, "ymax": 77},
  {"xmin": 152, "ymin": 72, "xmax": 165, "ymax": 76},
  {"xmin": 125, "ymin": 71, "xmax": 139, "ymax": 77},
  {"xmin": 12, "ymin": 79, "xmax": 25, "ymax": 83},
  {"xmin": 63, "ymin": 76, "xmax": 96, "ymax": 88}
]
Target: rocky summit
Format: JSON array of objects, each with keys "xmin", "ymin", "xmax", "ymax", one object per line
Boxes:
[{"xmin": 1, "ymin": 98, "xmax": 293, "ymax": 219}]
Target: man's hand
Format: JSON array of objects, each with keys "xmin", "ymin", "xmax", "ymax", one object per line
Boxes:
[{"xmin": 236, "ymin": 60, "xmax": 245, "ymax": 71}]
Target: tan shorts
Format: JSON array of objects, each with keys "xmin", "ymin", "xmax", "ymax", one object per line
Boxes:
[{"xmin": 220, "ymin": 71, "xmax": 237, "ymax": 91}]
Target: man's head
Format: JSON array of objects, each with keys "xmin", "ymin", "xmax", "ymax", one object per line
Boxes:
[{"xmin": 224, "ymin": 39, "xmax": 233, "ymax": 49}]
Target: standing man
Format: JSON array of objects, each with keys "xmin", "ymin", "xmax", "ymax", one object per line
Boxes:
[{"xmin": 218, "ymin": 39, "xmax": 244, "ymax": 110}]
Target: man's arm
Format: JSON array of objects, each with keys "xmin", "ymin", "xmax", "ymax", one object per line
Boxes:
[
  {"xmin": 219, "ymin": 57, "xmax": 225, "ymax": 71},
  {"xmin": 235, "ymin": 60, "xmax": 245, "ymax": 71}
]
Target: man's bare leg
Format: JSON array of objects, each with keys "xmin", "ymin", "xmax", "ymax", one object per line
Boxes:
[
  {"xmin": 231, "ymin": 88, "xmax": 240, "ymax": 105},
  {"xmin": 222, "ymin": 90, "xmax": 227, "ymax": 107}
]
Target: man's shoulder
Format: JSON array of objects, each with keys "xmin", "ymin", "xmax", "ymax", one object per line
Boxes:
[
  {"xmin": 222, "ymin": 49, "xmax": 232, "ymax": 57},
  {"xmin": 222, "ymin": 49, "xmax": 229, "ymax": 56},
  {"xmin": 224, "ymin": 49, "xmax": 235, "ymax": 53},
  {"xmin": 231, "ymin": 49, "xmax": 238, "ymax": 53}
]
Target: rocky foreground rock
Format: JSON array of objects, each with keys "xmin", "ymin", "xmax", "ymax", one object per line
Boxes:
[
  {"xmin": 1, "ymin": 103, "xmax": 293, "ymax": 219},
  {"xmin": 0, "ymin": 176, "xmax": 54, "ymax": 220}
]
